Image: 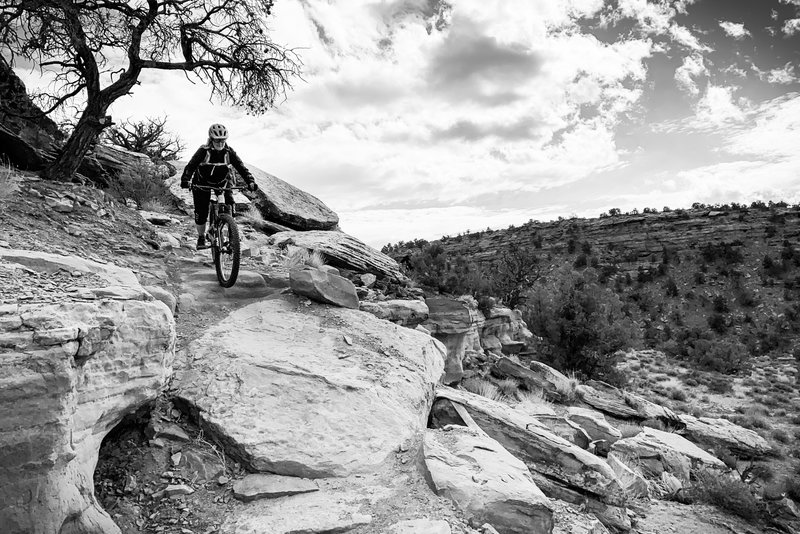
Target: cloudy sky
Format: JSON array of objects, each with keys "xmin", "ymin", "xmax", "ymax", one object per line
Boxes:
[{"xmin": 16, "ymin": 0, "xmax": 800, "ymax": 248}]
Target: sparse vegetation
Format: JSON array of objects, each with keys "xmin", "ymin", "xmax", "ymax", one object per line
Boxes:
[
  {"xmin": 108, "ymin": 161, "xmax": 173, "ymax": 210},
  {"xmin": 692, "ymin": 470, "xmax": 762, "ymax": 521}
]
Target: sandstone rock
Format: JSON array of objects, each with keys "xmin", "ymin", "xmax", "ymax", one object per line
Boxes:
[
  {"xmin": 433, "ymin": 387, "xmax": 626, "ymax": 507},
  {"xmin": 1, "ymin": 248, "xmax": 144, "ymax": 291},
  {"xmin": 360, "ymin": 273, "xmax": 377, "ymax": 287},
  {"xmin": 533, "ymin": 415, "xmax": 592, "ymax": 450},
  {"xmin": 144, "ymin": 285, "xmax": 177, "ymax": 315},
  {"xmin": 567, "ymin": 407, "xmax": 622, "ymax": 455},
  {"xmin": 610, "ymin": 427, "xmax": 726, "ymax": 482},
  {"xmin": 606, "ymin": 453, "xmax": 649, "ymax": 499},
  {"xmin": 164, "ymin": 484, "xmax": 194, "ymax": 497},
  {"xmin": 289, "ymin": 267, "xmax": 359, "ymax": 309},
  {"xmin": 481, "ymin": 306, "xmax": 533, "ymax": 356},
  {"xmin": 220, "ymin": 489, "xmax": 371, "ymax": 534},
  {"xmin": 146, "ymin": 420, "xmax": 191, "ymax": 443},
  {"xmin": 181, "ymin": 450, "xmax": 224, "ymax": 483},
  {"xmin": 678, "ymin": 414, "xmax": 772, "ymax": 459},
  {"xmin": 492, "ymin": 358, "xmax": 572, "ymax": 402},
  {"xmin": 247, "ymin": 166, "xmax": 339, "ymax": 230},
  {"xmin": 359, "ymin": 299, "xmax": 429, "ymax": 327},
  {"xmin": 424, "ymin": 426, "xmax": 554, "ymax": 534},
  {"xmin": 386, "ymin": 519, "xmax": 452, "ymax": 534},
  {"xmin": 577, "ymin": 381, "xmax": 681, "ymax": 425},
  {"xmin": 424, "ymin": 296, "xmax": 485, "ymax": 385},
  {"xmin": 232, "ymin": 474, "xmax": 318, "ymax": 502},
  {"xmin": 270, "ymin": 229, "xmax": 405, "ymax": 282},
  {"xmin": 0, "ymin": 298, "xmax": 174, "ymax": 534},
  {"xmin": 529, "ymin": 472, "xmax": 630, "ymax": 532},
  {"xmin": 173, "ymin": 295, "xmax": 445, "ymax": 478}
]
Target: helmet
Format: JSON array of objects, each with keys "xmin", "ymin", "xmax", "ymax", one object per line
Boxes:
[{"xmin": 208, "ymin": 123, "xmax": 228, "ymax": 140}]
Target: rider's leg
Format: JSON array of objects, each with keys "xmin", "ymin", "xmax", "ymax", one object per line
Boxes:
[
  {"xmin": 192, "ymin": 188, "xmax": 211, "ymax": 246},
  {"xmin": 224, "ymin": 190, "xmax": 235, "ymax": 216}
]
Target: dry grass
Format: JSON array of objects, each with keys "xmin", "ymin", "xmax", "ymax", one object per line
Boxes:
[
  {"xmin": 461, "ymin": 377, "xmax": 505, "ymax": 402},
  {"xmin": 516, "ymin": 389, "xmax": 554, "ymax": 413},
  {"xmin": 692, "ymin": 470, "xmax": 762, "ymax": 521},
  {"xmin": 282, "ymin": 247, "xmax": 326, "ymax": 269},
  {"xmin": 555, "ymin": 370, "xmax": 580, "ymax": 402},
  {"xmin": 496, "ymin": 378, "xmax": 520, "ymax": 398},
  {"xmin": 141, "ymin": 198, "xmax": 171, "ymax": 212},
  {"xmin": 618, "ymin": 423, "xmax": 643, "ymax": 438},
  {"xmin": 0, "ymin": 159, "xmax": 17, "ymax": 203}
]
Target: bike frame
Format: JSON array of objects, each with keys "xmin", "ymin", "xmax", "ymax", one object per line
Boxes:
[{"xmin": 191, "ymin": 183, "xmax": 246, "ymax": 241}]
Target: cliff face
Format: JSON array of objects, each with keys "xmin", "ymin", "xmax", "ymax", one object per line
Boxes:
[
  {"xmin": 432, "ymin": 207, "xmax": 800, "ymax": 272},
  {"xmin": 389, "ymin": 205, "xmax": 800, "ymax": 359}
]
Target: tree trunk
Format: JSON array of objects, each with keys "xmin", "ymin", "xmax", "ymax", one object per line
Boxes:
[{"xmin": 44, "ymin": 100, "xmax": 108, "ymax": 182}]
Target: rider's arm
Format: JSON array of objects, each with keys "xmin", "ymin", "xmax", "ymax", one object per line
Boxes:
[
  {"xmin": 180, "ymin": 147, "xmax": 207, "ymax": 185},
  {"xmin": 227, "ymin": 146, "xmax": 255, "ymax": 185}
]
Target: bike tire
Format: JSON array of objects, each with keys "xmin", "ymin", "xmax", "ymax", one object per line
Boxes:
[{"xmin": 214, "ymin": 213, "xmax": 240, "ymax": 287}]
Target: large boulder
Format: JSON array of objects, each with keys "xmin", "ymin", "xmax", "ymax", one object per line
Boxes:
[
  {"xmin": 677, "ymin": 414, "xmax": 773, "ymax": 459},
  {"xmin": 289, "ymin": 267, "xmax": 359, "ymax": 309},
  {"xmin": 169, "ymin": 161, "xmax": 338, "ymax": 230},
  {"xmin": 567, "ymin": 407, "xmax": 623, "ymax": 455},
  {"xmin": 423, "ymin": 296, "xmax": 485, "ymax": 385},
  {"xmin": 359, "ymin": 299, "xmax": 429, "ymax": 328},
  {"xmin": 577, "ymin": 381, "xmax": 681, "ymax": 426},
  {"xmin": 173, "ymin": 295, "xmax": 446, "ymax": 478},
  {"xmin": 481, "ymin": 306, "xmax": 533, "ymax": 357},
  {"xmin": 432, "ymin": 387, "xmax": 626, "ymax": 508},
  {"xmin": 423, "ymin": 426, "xmax": 554, "ymax": 534},
  {"xmin": 270, "ymin": 230, "xmax": 406, "ymax": 283},
  {"xmin": 610, "ymin": 427, "xmax": 727, "ymax": 483},
  {"xmin": 492, "ymin": 358, "xmax": 573, "ymax": 402},
  {"xmin": 0, "ymin": 255, "xmax": 175, "ymax": 534}
]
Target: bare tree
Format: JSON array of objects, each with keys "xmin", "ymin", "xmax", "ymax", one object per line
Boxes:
[
  {"xmin": 0, "ymin": 0, "xmax": 300, "ymax": 181},
  {"xmin": 105, "ymin": 116, "xmax": 184, "ymax": 162}
]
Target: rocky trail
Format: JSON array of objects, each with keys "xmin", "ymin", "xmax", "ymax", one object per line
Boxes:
[{"xmin": 2, "ymin": 172, "xmax": 798, "ymax": 534}]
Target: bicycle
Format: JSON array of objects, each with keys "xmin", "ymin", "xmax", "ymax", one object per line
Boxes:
[{"xmin": 191, "ymin": 183, "xmax": 244, "ymax": 288}]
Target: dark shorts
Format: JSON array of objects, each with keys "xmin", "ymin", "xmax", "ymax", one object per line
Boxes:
[{"xmin": 192, "ymin": 186, "xmax": 234, "ymax": 225}]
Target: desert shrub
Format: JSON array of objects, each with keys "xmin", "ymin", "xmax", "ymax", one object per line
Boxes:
[
  {"xmin": 522, "ymin": 266, "xmax": 638, "ymax": 384},
  {"xmin": 700, "ymin": 242, "xmax": 744, "ymax": 264},
  {"xmin": 748, "ymin": 462, "xmax": 775, "ymax": 483},
  {"xmin": 669, "ymin": 388, "xmax": 688, "ymax": 401},
  {"xmin": 786, "ymin": 472, "xmax": 800, "ymax": 502},
  {"xmin": 108, "ymin": 161, "xmax": 174, "ymax": 210},
  {"xmin": 105, "ymin": 116, "xmax": 184, "ymax": 163},
  {"xmin": 692, "ymin": 471, "xmax": 762, "ymax": 521},
  {"xmin": 712, "ymin": 295, "xmax": 729, "ymax": 313},
  {"xmin": 708, "ymin": 313, "xmax": 727, "ymax": 334},
  {"xmin": 574, "ymin": 253, "xmax": 588, "ymax": 268},
  {"xmin": 772, "ymin": 429, "xmax": 790, "ymax": 444},
  {"xmin": 665, "ymin": 277, "xmax": 679, "ymax": 297},
  {"xmin": 708, "ymin": 377, "xmax": 734, "ymax": 394}
]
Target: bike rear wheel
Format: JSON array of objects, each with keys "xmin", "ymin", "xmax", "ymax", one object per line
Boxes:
[{"xmin": 214, "ymin": 213, "xmax": 240, "ymax": 287}]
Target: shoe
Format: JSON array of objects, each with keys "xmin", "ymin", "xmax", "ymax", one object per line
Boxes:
[{"xmin": 196, "ymin": 235, "xmax": 206, "ymax": 248}]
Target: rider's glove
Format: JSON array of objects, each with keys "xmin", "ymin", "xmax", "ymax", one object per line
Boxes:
[
  {"xmin": 180, "ymin": 180, "xmax": 190, "ymax": 189},
  {"xmin": 248, "ymin": 182, "xmax": 258, "ymax": 192}
]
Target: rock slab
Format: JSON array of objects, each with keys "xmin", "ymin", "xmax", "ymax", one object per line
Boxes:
[
  {"xmin": 0, "ymin": 298, "xmax": 174, "ymax": 534},
  {"xmin": 424, "ymin": 426, "xmax": 554, "ymax": 534},
  {"xmin": 173, "ymin": 295, "xmax": 446, "ymax": 478},
  {"xmin": 233, "ymin": 474, "xmax": 318, "ymax": 502}
]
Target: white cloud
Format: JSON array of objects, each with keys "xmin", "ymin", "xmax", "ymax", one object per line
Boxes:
[
  {"xmin": 668, "ymin": 24, "xmax": 710, "ymax": 51},
  {"xmin": 719, "ymin": 21, "xmax": 750, "ymax": 39},
  {"xmin": 675, "ymin": 54, "xmax": 707, "ymax": 96},
  {"xmin": 694, "ymin": 86, "xmax": 746, "ymax": 126},
  {"xmin": 765, "ymin": 64, "xmax": 797, "ymax": 84},
  {"xmin": 783, "ymin": 18, "xmax": 800, "ymax": 36}
]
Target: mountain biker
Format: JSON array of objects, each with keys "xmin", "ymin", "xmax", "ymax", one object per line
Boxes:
[{"xmin": 180, "ymin": 123, "xmax": 258, "ymax": 248}]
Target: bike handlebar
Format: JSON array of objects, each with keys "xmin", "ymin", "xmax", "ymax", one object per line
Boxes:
[{"xmin": 190, "ymin": 184, "xmax": 247, "ymax": 191}]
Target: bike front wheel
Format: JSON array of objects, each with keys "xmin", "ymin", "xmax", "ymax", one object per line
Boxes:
[{"xmin": 214, "ymin": 213, "xmax": 241, "ymax": 287}]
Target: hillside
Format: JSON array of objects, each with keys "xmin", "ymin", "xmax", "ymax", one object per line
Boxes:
[{"xmin": 386, "ymin": 204, "xmax": 800, "ymax": 366}]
